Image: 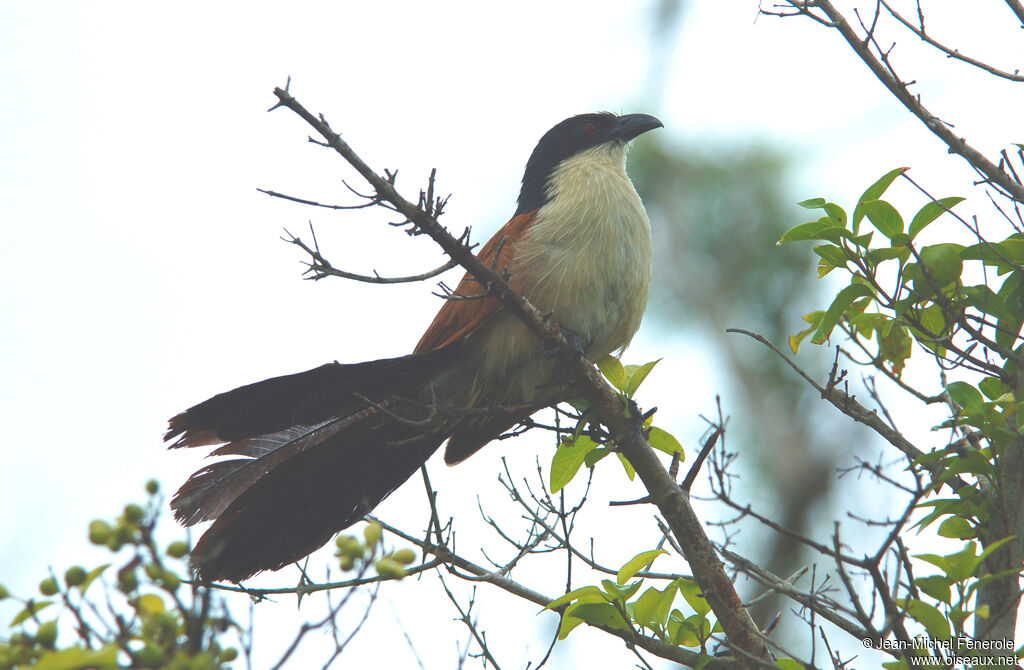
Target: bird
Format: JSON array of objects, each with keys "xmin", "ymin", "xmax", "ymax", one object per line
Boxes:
[{"xmin": 166, "ymin": 111, "xmax": 663, "ymax": 582}]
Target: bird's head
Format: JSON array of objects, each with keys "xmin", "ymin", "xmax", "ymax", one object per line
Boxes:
[{"xmin": 516, "ymin": 112, "xmax": 663, "ymax": 215}]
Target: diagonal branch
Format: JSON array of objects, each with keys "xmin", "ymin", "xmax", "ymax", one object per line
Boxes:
[{"xmin": 269, "ymin": 80, "xmax": 770, "ymax": 667}]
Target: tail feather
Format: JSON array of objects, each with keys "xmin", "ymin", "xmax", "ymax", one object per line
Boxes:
[
  {"xmin": 165, "ymin": 345, "xmax": 462, "ymax": 582},
  {"xmin": 171, "ymin": 414, "xmax": 362, "ymax": 526},
  {"xmin": 165, "ymin": 345, "xmax": 461, "ymax": 448},
  {"xmin": 191, "ymin": 412, "xmax": 444, "ymax": 582}
]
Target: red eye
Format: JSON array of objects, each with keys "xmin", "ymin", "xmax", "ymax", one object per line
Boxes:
[{"xmin": 583, "ymin": 122, "xmax": 597, "ymax": 135}]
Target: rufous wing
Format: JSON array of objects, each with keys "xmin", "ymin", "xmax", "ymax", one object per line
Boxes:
[{"xmin": 414, "ymin": 210, "xmax": 537, "ymax": 353}]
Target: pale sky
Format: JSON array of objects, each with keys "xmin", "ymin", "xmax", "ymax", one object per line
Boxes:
[{"xmin": 1, "ymin": 1, "xmax": 1020, "ymax": 667}]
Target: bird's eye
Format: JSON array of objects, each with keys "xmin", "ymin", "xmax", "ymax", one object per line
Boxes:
[{"xmin": 583, "ymin": 122, "xmax": 597, "ymax": 135}]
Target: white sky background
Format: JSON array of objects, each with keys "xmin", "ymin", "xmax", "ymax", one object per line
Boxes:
[{"xmin": 1, "ymin": 1, "xmax": 1021, "ymax": 667}]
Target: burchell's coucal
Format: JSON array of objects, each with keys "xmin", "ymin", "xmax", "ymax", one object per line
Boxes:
[{"xmin": 166, "ymin": 112, "xmax": 663, "ymax": 582}]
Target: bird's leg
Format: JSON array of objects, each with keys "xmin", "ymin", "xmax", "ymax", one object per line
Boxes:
[{"xmin": 541, "ymin": 325, "xmax": 586, "ymax": 361}]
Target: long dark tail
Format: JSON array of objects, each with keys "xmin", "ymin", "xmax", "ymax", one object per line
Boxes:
[{"xmin": 165, "ymin": 345, "xmax": 460, "ymax": 582}]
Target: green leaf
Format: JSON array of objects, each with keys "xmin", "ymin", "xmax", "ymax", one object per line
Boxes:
[
  {"xmin": 914, "ymin": 553, "xmax": 950, "ymax": 573},
  {"xmin": 866, "ymin": 246, "xmax": 911, "ymax": 265},
  {"xmin": 937, "ymin": 516, "xmax": 975, "ymax": 539},
  {"xmin": 676, "ymin": 578, "xmax": 711, "ymax": 616},
  {"xmin": 945, "ymin": 541, "xmax": 981, "ymax": 582},
  {"xmin": 918, "ymin": 304, "xmax": 946, "ymax": 338},
  {"xmin": 779, "ymin": 220, "xmax": 846, "ymax": 244},
  {"xmin": 633, "ymin": 583, "xmax": 677, "ymax": 630},
  {"xmin": 649, "ymin": 427, "xmax": 685, "ymax": 458},
  {"xmin": 996, "ymin": 272, "xmax": 1024, "ymax": 349},
  {"xmin": 797, "ymin": 197, "xmax": 827, "ymax": 209},
  {"xmin": 862, "ymin": 199, "xmax": 904, "ymax": 239},
  {"xmin": 602, "ymin": 579, "xmax": 643, "ymax": 602},
  {"xmin": 596, "ymin": 356, "xmax": 627, "ymax": 391},
  {"xmin": 624, "ymin": 359, "xmax": 661, "ymax": 397},
  {"xmin": 11, "ymin": 599, "xmax": 53, "ymax": 626},
  {"xmin": 550, "ymin": 436, "xmax": 597, "ymax": 493},
  {"xmin": 789, "ymin": 323, "xmax": 817, "ymax": 354},
  {"xmin": 823, "ymin": 202, "xmax": 847, "ymax": 226},
  {"xmin": 976, "ymin": 535, "xmax": 1016, "ymax": 563},
  {"xmin": 810, "ymin": 283, "xmax": 875, "ymax": 344},
  {"xmin": 813, "ymin": 244, "xmax": 851, "ymax": 270},
  {"xmin": 669, "ymin": 616, "xmax": 700, "ymax": 647},
  {"xmin": 776, "ymin": 660, "xmax": 806, "ymax": 670},
  {"xmin": 915, "ymin": 575, "xmax": 952, "ymax": 604},
  {"xmin": 617, "ymin": 549, "xmax": 667, "ymax": 585},
  {"xmin": 583, "ymin": 446, "xmax": 613, "ymax": 467},
  {"xmin": 557, "ymin": 610, "xmax": 587, "ymax": 639},
  {"xmin": 979, "ymin": 377, "xmax": 1011, "ymax": 401},
  {"xmin": 904, "ymin": 598, "xmax": 950, "ymax": 639},
  {"xmin": 946, "ymin": 382, "xmax": 984, "ymax": 413},
  {"xmin": 909, "ymin": 196, "xmax": 964, "ymax": 239},
  {"xmin": 545, "ymin": 585, "xmax": 605, "ymax": 610},
  {"xmin": 849, "ymin": 231, "xmax": 875, "ymax": 247},
  {"xmin": 567, "ymin": 602, "xmax": 631, "ymax": 632},
  {"xmin": 853, "ymin": 167, "xmax": 909, "ymax": 232},
  {"xmin": 80, "ymin": 563, "xmax": 110, "ymax": 596},
  {"xmin": 616, "ymin": 452, "xmax": 636, "ymax": 480},
  {"xmin": 961, "ymin": 237, "xmax": 1024, "ymax": 269},
  {"xmin": 878, "ymin": 323, "xmax": 912, "ymax": 375}
]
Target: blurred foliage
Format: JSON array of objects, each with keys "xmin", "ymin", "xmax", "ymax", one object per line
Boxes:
[
  {"xmin": 0, "ymin": 481, "xmax": 240, "ymax": 670},
  {"xmin": 0, "ymin": 482, "xmax": 420, "ymax": 670}
]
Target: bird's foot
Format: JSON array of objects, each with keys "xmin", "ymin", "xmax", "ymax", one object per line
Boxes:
[{"xmin": 542, "ymin": 326, "xmax": 586, "ymax": 361}]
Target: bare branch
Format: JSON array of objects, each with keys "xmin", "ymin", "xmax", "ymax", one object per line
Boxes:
[
  {"xmin": 880, "ymin": 1, "xmax": 1024, "ymax": 82},
  {"xmin": 776, "ymin": 0, "xmax": 1024, "ymax": 203}
]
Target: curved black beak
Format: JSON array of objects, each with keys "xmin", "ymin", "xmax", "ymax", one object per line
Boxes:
[{"xmin": 613, "ymin": 113, "xmax": 664, "ymax": 143}]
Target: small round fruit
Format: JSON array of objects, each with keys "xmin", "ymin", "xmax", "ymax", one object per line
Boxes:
[
  {"xmin": 363, "ymin": 522, "xmax": 383, "ymax": 547},
  {"xmin": 39, "ymin": 577, "xmax": 59, "ymax": 596},
  {"xmin": 123, "ymin": 504, "xmax": 146, "ymax": 524},
  {"xmin": 64, "ymin": 565, "xmax": 88, "ymax": 587},
  {"xmin": 88, "ymin": 520, "xmax": 112, "ymax": 545},
  {"xmin": 374, "ymin": 558, "xmax": 407, "ymax": 579}
]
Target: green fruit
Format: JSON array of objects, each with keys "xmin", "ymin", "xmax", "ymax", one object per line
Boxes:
[
  {"xmin": 88, "ymin": 520, "xmax": 112, "ymax": 545},
  {"xmin": 166, "ymin": 541, "xmax": 189, "ymax": 559},
  {"xmin": 374, "ymin": 558, "xmax": 406, "ymax": 579},
  {"xmin": 160, "ymin": 570, "xmax": 181, "ymax": 592},
  {"xmin": 145, "ymin": 479, "xmax": 160, "ymax": 495},
  {"xmin": 123, "ymin": 504, "xmax": 146, "ymax": 524},
  {"xmin": 35, "ymin": 620, "xmax": 57, "ymax": 648},
  {"xmin": 64, "ymin": 565, "xmax": 87, "ymax": 587},
  {"xmin": 363, "ymin": 522, "xmax": 383, "ymax": 547},
  {"xmin": 339, "ymin": 554, "xmax": 356, "ymax": 571},
  {"xmin": 220, "ymin": 647, "xmax": 238, "ymax": 662},
  {"xmin": 335, "ymin": 535, "xmax": 364, "ymax": 559},
  {"xmin": 391, "ymin": 548, "xmax": 417, "ymax": 565},
  {"xmin": 39, "ymin": 577, "xmax": 59, "ymax": 596},
  {"xmin": 118, "ymin": 569, "xmax": 139, "ymax": 593}
]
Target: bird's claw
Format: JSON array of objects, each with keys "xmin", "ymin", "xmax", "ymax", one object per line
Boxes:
[{"xmin": 542, "ymin": 326, "xmax": 586, "ymax": 361}]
